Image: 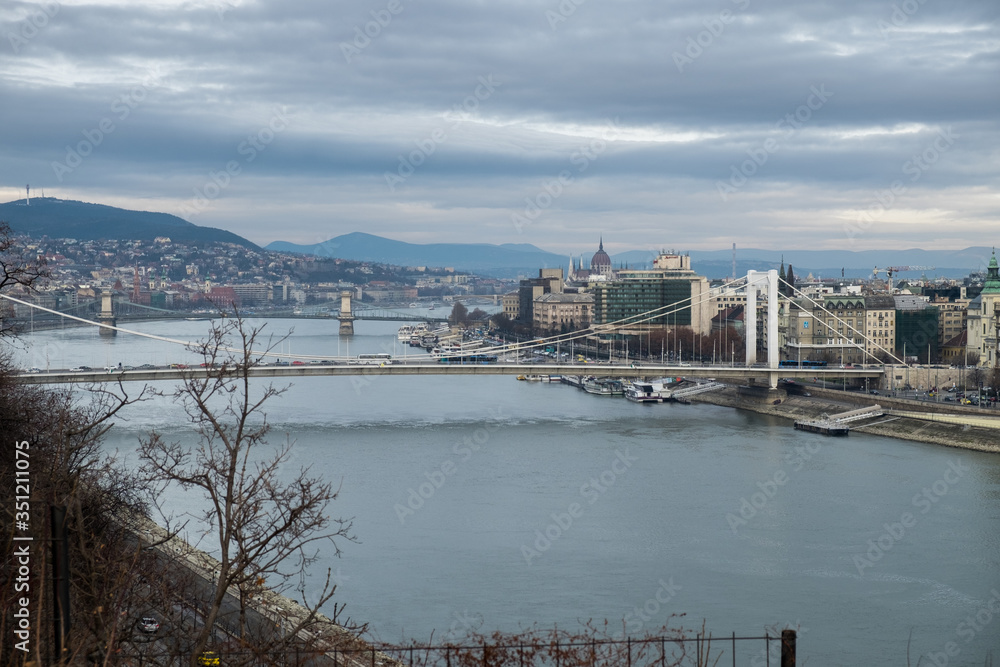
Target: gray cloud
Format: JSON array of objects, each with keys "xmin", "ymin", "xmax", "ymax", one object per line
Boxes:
[{"xmin": 1, "ymin": 0, "xmax": 997, "ymax": 252}]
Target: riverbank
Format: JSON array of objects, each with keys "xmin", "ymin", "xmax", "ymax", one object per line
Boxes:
[{"xmin": 688, "ymin": 384, "xmax": 1000, "ymax": 454}]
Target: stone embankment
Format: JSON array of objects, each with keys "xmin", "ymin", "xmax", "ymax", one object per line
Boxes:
[
  {"xmin": 135, "ymin": 516, "xmax": 394, "ymax": 665},
  {"xmin": 688, "ymin": 384, "xmax": 1000, "ymax": 454}
]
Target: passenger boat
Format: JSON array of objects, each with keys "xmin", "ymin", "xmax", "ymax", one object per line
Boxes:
[
  {"xmin": 398, "ymin": 325, "xmax": 414, "ymax": 341},
  {"xmin": 625, "ymin": 379, "xmax": 674, "ymax": 403}
]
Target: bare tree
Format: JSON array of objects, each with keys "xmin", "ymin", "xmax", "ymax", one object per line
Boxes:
[
  {"xmin": 0, "ymin": 353, "xmax": 152, "ymax": 666},
  {"xmin": 138, "ymin": 317, "xmax": 363, "ymax": 665},
  {"xmin": 0, "ymin": 221, "xmax": 47, "ymax": 337},
  {"xmin": 449, "ymin": 301, "xmax": 469, "ymax": 326}
]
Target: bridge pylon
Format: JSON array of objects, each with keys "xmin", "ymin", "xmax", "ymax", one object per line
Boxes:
[
  {"xmin": 98, "ymin": 289, "xmax": 117, "ymax": 336},
  {"xmin": 745, "ymin": 269, "xmax": 779, "ymax": 377},
  {"xmin": 338, "ymin": 290, "xmax": 355, "ymax": 336}
]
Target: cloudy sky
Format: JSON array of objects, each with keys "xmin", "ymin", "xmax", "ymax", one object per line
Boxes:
[{"xmin": 1, "ymin": 0, "xmax": 997, "ymax": 255}]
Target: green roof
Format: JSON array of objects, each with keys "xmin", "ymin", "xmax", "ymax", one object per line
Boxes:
[{"xmin": 983, "ymin": 251, "xmax": 1000, "ymax": 294}]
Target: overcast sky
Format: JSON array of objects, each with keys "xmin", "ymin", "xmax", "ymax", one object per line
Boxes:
[{"xmin": 1, "ymin": 0, "xmax": 997, "ymax": 255}]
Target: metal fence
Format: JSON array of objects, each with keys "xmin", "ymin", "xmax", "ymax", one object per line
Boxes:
[{"xmin": 328, "ymin": 631, "xmax": 798, "ymax": 667}]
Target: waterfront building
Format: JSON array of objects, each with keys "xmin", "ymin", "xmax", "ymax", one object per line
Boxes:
[
  {"xmin": 864, "ymin": 295, "xmax": 896, "ymax": 361},
  {"xmin": 591, "ymin": 250, "xmax": 712, "ymax": 335},
  {"xmin": 968, "ymin": 251, "xmax": 1000, "ymax": 368},
  {"xmin": 784, "ymin": 295, "xmax": 867, "ymax": 364},
  {"xmin": 966, "ymin": 250, "xmax": 1000, "ymax": 366}
]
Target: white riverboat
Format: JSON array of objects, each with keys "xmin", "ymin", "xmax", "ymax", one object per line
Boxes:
[{"xmin": 625, "ymin": 378, "xmax": 675, "ymax": 403}]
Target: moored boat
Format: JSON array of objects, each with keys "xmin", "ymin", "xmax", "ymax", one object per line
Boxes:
[{"xmin": 625, "ymin": 379, "xmax": 673, "ymax": 403}]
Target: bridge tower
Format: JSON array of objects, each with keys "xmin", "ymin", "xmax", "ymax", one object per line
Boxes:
[
  {"xmin": 338, "ymin": 290, "xmax": 355, "ymax": 336},
  {"xmin": 744, "ymin": 269, "xmax": 779, "ymax": 385},
  {"xmin": 98, "ymin": 289, "xmax": 117, "ymax": 336}
]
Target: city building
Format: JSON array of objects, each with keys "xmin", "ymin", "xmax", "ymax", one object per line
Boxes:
[
  {"xmin": 532, "ymin": 292, "xmax": 594, "ymax": 334},
  {"xmin": 517, "ymin": 268, "xmax": 563, "ymax": 325},
  {"xmin": 591, "ymin": 250, "xmax": 711, "ymax": 335},
  {"xmin": 502, "ymin": 291, "xmax": 520, "ymax": 320},
  {"xmin": 864, "ymin": 295, "xmax": 896, "ymax": 361},
  {"xmin": 785, "ymin": 295, "xmax": 867, "ymax": 364},
  {"xmin": 966, "ymin": 250, "xmax": 1000, "ymax": 366},
  {"xmin": 894, "ymin": 295, "xmax": 939, "ymax": 363},
  {"xmin": 933, "ymin": 296, "xmax": 969, "ymax": 351},
  {"xmin": 568, "ymin": 238, "xmax": 615, "ymax": 282}
]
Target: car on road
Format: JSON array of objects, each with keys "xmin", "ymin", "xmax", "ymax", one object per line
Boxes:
[
  {"xmin": 27, "ymin": 367, "xmax": 42, "ymax": 374},
  {"xmin": 69, "ymin": 366, "xmax": 86, "ymax": 372},
  {"xmin": 292, "ymin": 360, "xmax": 305, "ymax": 365},
  {"xmin": 869, "ymin": 390, "xmax": 880, "ymax": 395},
  {"xmin": 138, "ymin": 617, "xmax": 160, "ymax": 633}
]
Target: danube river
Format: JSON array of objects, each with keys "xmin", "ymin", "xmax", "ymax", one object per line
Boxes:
[{"xmin": 12, "ymin": 317, "xmax": 1000, "ymax": 664}]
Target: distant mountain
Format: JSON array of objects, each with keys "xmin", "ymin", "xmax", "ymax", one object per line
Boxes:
[
  {"xmin": 267, "ymin": 232, "xmax": 569, "ymax": 277},
  {"xmin": 0, "ymin": 197, "xmax": 258, "ymax": 248}
]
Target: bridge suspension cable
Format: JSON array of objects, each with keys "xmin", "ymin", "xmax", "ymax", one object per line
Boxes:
[
  {"xmin": 480, "ymin": 275, "xmax": 749, "ymax": 359},
  {"xmin": 776, "ymin": 278, "xmax": 905, "ymax": 366}
]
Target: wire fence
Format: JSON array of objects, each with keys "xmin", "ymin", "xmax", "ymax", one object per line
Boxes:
[
  {"xmin": 112, "ymin": 630, "xmax": 797, "ymax": 667},
  {"xmin": 326, "ymin": 631, "xmax": 798, "ymax": 667}
]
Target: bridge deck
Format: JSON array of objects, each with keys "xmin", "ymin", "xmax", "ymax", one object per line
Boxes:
[{"xmin": 15, "ymin": 364, "xmax": 884, "ymax": 385}]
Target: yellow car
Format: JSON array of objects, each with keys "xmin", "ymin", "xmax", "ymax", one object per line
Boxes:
[{"xmin": 198, "ymin": 652, "xmax": 220, "ymax": 666}]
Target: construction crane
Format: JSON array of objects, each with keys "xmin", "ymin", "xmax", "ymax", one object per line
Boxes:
[{"xmin": 871, "ymin": 266, "xmax": 935, "ymax": 293}]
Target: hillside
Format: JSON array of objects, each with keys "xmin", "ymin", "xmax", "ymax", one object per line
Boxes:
[
  {"xmin": 0, "ymin": 197, "xmax": 258, "ymax": 249},
  {"xmin": 267, "ymin": 232, "xmax": 568, "ymax": 277},
  {"xmin": 270, "ymin": 232, "xmax": 988, "ymax": 280}
]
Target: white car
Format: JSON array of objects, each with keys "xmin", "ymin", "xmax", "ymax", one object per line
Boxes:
[{"xmin": 138, "ymin": 617, "xmax": 160, "ymax": 633}]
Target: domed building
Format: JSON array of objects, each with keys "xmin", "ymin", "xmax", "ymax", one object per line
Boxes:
[{"xmin": 589, "ymin": 237, "xmax": 613, "ymax": 278}]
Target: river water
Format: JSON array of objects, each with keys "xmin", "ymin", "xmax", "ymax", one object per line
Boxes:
[{"xmin": 11, "ymin": 317, "xmax": 1000, "ymax": 664}]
